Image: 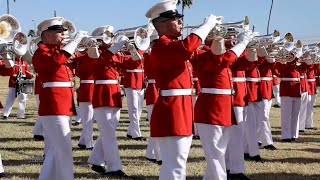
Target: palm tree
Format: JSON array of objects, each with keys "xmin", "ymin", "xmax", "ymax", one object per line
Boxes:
[
  {"xmin": 177, "ymin": 0, "xmax": 193, "ymax": 19},
  {"xmin": 28, "ymin": 29, "xmax": 35, "ymax": 37}
]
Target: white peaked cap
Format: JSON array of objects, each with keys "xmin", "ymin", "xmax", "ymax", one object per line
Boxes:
[
  {"xmin": 145, "ymin": 0, "xmax": 183, "ymax": 20},
  {"xmin": 37, "ymin": 17, "xmax": 66, "ymax": 36},
  {"xmin": 91, "ymin": 25, "xmax": 114, "ymax": 36}
]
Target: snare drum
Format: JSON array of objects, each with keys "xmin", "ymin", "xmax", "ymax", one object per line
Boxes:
[{"xmin": 21, "ymin": 79, "xmax": 35, "ymax": 94}]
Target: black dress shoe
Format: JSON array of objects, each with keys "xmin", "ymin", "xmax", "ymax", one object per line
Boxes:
[
  {"xmin": 299, "ymin": 130, "xmax": 305, "ymax": 133},
  {"xmin": 249, "ymin": 155, "xmax": 265, "ymax": 163},
  {"xmin": 0, "ymin": 172, "xmax": 4, "ymax": 178},
  {"xmin": 106, "ymin": 170, "xmax": 128, "ymax": 177},
  {"xmin": 91, "ymin": 164, "xmax": 107, "ymax": 174},
  {"xmin": 291, "ymin": 138, "xmax": 298, "ymax": 142},
  {"xmin": 157, "ymin": 160, "xmax": 162, "ymax": 165},
  {"xmin": 33, "ymin": 135, "xmax": 44, "ymax": 141},
  {"xmin": 263, "ymin": 144, "xmax": 277, "ymax": 150},
  {"xmin": 244, "ymin": 153, "xmax": 250, "ymax": 160},
  {"xmin": 73, "ymin": 122, "xmax": 81, "ymax": 126},
  {"xmin": 281, "ymin": 138, "xmax": 292, "ymax": 142},
  {"xmin": 127, "ymin": 134, "xmax": 146, "ymax": 141},
  {"xmin": 78, "ymin": 144, "xmax": 86, "ymax": 149},
  {"xmin": 258, "ymin": 141, "xmax": 262, "ymax": 146},
  {"xmin": 2, "ymin": 116, "xmax": 8, "ymax": 120},
  {"xmin": 193, "ymin": 135, "xmax": 200, "ymax": 140},
  {"xmin": 229, "ymin": 173, "xmax": 251, "ymax": 180},
  {"xmin": 273, "ymin": 104, "xmax": 281, "ymax": 108},
  {"xmin": 306, "ymin": 127, "xmax": 317, "ymax": 130},
  {"xmin": 146, "ymin": 157, "xmax": 157, "ymax": 163}
]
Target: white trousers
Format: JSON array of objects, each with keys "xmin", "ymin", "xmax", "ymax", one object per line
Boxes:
[
  {"xmin": 0, "ymin": 154, "xmax": 4, "ymax": 173},
  {"xmin": 125, "ymin": 88, "xmax": 145, "ymax": 138},
  {"xmin": 3, "ymin": 87, "xmax": 27, "ymax": 118},
  {"xmin": 154, "ymin": 136, "xmax": 192, "ymax": 180},
  {"xmin": 38, "ymin": 116, "xmax": 73, "ymax": 180},
  {"xmin": 32, "ymin": 94, "xmax": 44, "ymax": 136},
  {"xmin": 272, "ymin": 84, "xmax": 281, "ymax": 106},
  {"xmin": 146, "ymin": 104, "xmax": 161, "ymax": 161},
  {"xmin": 258, "ymin": 99, "xmax": 274, "ymax": 146},
  {"xmin": 197, "ymin": 123, "xmax": 231, "ymax": 180},
  {"xmin": 281, "ymin": 96, "xmax": 301, "ymax": 139},
  {"xmin": 226, "ymin": 106, "xmax": 245, "ymax": 174},
  {"xmin": 88, "ymin": 107, "xmax": 122, "ymax": 172},
  {"xmin": 78, "ymin": 102, "xmax": 94, "ymax": 148},
  {"xmin": 306, "ymin": 94, "xmax": 316, "ymax": 128},
  {"xmin": 193, "ymin": 95, "xmax": 199, "ymax": 136},
  {"xmin": 244, "ymin": 101, "xmax": 263, "ymax": 156},
  {"xmin": 298, "ymin": 92, "xmax": 308, "ymax": 130}
]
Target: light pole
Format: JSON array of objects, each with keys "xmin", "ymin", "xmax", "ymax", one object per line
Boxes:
[
  {"xmin": 7, "ymin": 0, "xmax": 10, "ymax": 14},
  {"xmin": 267, "ymin": 0, "xmax": 274, "ymax": 34}
]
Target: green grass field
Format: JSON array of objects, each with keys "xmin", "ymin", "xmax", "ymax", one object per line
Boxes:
[{"xmin": 0, "ymin": 76, "xmax": 319, "ymax": 180}]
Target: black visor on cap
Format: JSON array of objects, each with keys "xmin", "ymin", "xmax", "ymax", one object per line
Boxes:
[
  {"xmin": 46, "ymin": 25, "xmax": 67, "ymax": 31},
  {"xmin": 159, "ymin": 10, "xmax": 184, "ymax": 19}
]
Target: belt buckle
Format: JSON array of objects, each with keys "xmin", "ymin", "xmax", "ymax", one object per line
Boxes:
[
  {"xmin": 232, "ymin": 89, "xmax": 235, "ymax": 95},
  {"xmin": 191, "ymin": 88, "xmax": 196, "ymax": 96},
  {"xmin": 71, "ymin": 81, "xmax": 75, "ymax": 87}
]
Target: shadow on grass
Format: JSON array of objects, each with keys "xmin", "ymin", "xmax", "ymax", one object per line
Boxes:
[
  {"xmin": 249, "ymin": 172, "xmax": 320, "ymax": 180},
  {"xmin": 270, "ymin": 157, "xmax": 320, "ymax": 164},
  {"xmin": 0, "ymin": 120, "xmax": 35, "ymax": 126},
  {"xmin": 0, "ymin": 137, "xmax": 35, "ymax": 142}
]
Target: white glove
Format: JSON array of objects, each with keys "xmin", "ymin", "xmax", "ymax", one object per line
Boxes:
[
  {"xmin": 257, "ymin": 46, "xmax": 268, "ymax": 57},
  {"xmin": 62, "ymin": 30, "xmax": 88, "ymax": 55},
  {"xmin": 210, "ymin": 38, "xmax": 226, "ymax": 55},
  {"xmin": 108, "ymin": 40, "xmax": 128, "ymax": 54},
  {"xmin": 230, "ymin": 30, "xmax": 256, "ymax": 57},
  {"xmin": 87, "ymin": 46, "xmax": 100, "ymax": 58},
  {"xmin": 237, "ymin": 30, "xmax": 255, "ymax": 45},
  {"xmin": 267, "ymin": 58, "xmax": 275, "ymax": 63},
  {"xmin": 192, "ymin": 14, "xmax": 218, "ymax": 43},
  {"xmin": 245, "ymin": 48, "xmax": 258, "ymax": 62},
  {"xmin": 127, "ymin": 44, "xmax": 142, "ymax": 61}
]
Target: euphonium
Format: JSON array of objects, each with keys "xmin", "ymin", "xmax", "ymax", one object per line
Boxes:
[{"xmin": 114, "ymin": 26, "xmax": 151, "ymax": 51}]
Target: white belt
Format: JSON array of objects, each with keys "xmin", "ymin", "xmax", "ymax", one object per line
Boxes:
[
  {"xmin": 246, "ymin": 78, "xmax": 260, "ymax": 82},
  {"xmin": 315, "ymin": 76, "xmax": 319, "ymax": 78},
  {"xmin": 232, "ymin": 77, "xmax": 246, "ymax": 82},
  {"xmin": 126, "ymin": 69, "xmax": 144, "ymax": 73},
  {"xmin": 307, "ymin": 79, "xmax": 316, "ymax": 82},
  {"xmin": 160, "ymin": 89, "xmax": 193, "ymax": 96},
  {"xmin": 272, "ymin": 75, "xmax": 278, "ymax": 78},
  {"xmin": 201, "ymin": 88, "xmax": 232, "ymax": 95},
  {"xmin": 300, "ymin": 76, "xmax": 306, "ymax": 78},
  {"xmin": 95, "ymin": 80, "xmax": 119, "ymax": 84},
  {"xmin": 148, "ymin": 79, "xmax": 156, "ymax": 83},
  {"xmin": 260, "ymin": 77, "xmax": 273, "ymax": 81},
  {"xmin": 80, "ymin": 80, "xmax": 95, "ymax": 84},
  {"xmin": 13, "ymin": 74, "xmax": 26, "ymax": 77},
  {"xmin": 192, "ymin": 78, "xmax": 199, "ymax": 81},
  {"xmin": 43, "ymin": 82, "xmax": 73, "ymax": 88},
  {"xmin": 281, "ymin": 78, "xmax": 300, "ymax": 81}
]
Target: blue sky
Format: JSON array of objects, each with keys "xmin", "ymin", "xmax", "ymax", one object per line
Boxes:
[{"xmin": 1, "ymin": 0, "xmax": 319, "ymax": 44}]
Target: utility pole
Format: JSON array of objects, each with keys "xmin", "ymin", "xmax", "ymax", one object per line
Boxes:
[
  {"xmin": 7, "ymin": 0, "xmax": 10, "ymax": 14},
  {"xmin": 267, "ymin": 0, "xmax": 274, "ymax": 34}
]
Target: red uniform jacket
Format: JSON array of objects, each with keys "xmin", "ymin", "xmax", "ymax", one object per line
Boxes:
[
  {"xmin": 315, "ymin": 64, "xmax": 320, "ymax": 87},
  {"xmin": 75, "ymin": 55, "xmax": 95, "ymax": 102},
  {"xmin": 32, "ymin": 44, "xmax": 76, "ymax": 116},
  {"xmin": 231, "ymin": 56, "xmax": 248, "ymax": 107},
  {"xmin": 306, "ymin": 64, "xmax": 316, "ymax": 95},
  {"xmin": 122, "ymin": 50, "xmax": 144, "ymax": 89},
  {"xmin": 92, "ymin": 49, "xmax": 123, "ymax": 108},
  {"xmin": 245, "ymin": 57, "xmax": 264, "ymax": 102},
  {"xmin": 190, "ymin": 49, "xmax": 203, "ymax": 96},
  {"xmin": 275, "ymin": 60, "xmax": 301, "ymax": 97},
  {"xmin": 150, "ymin": 34, "xmax": 202, "ymax": 137},
  {"xmin": 259, "ymin": 60, "xmax": 275, "ymax": 99},
  {"xmin": 194, "ymin": 48, "xmax": 238, "ymax": 126},
  {"xmin": 0, "ymin": 60, "xmax": 9, "ymax": 109},
  {"xmin": 299, "ymin": 62, "xmax": 309, "ymax": 93},
  {"xmin": 144, "ymin": 51, "xmax": 158, "ymax": 105},
  {"xmin": 5, "ymin": 59, "xmax": 33, "ymax": 88}
]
